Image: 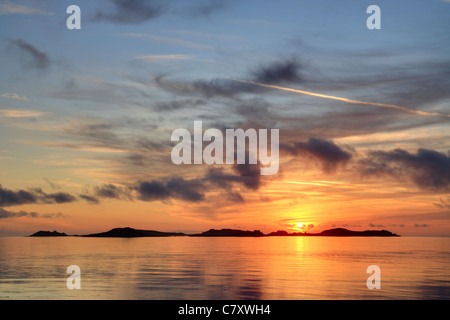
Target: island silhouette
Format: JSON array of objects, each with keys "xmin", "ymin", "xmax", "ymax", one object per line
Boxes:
[{"xmin": 30, "ymin": 227, "xmax": 400, "ymax": 237}]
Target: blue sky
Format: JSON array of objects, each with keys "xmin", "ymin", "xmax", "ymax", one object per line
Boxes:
[{"xmin": 0, "ymin": 0, "xmax": 449, "ymax": 236}]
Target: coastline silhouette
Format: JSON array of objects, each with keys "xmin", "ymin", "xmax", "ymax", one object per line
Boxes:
[{"xmin": 29, "ymin": 227, "xmax": 400, "ymax": 237}]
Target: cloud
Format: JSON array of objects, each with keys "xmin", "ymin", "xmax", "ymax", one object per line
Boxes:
[
  {"xmin": 281, "ymin": 137, "xmax": 353, "ymax": 173},
  {"xmin": 358, "ymin": 148, "xmax": 450, "ymax": 191},
  {"xmin": 368, "ymin": 223, "xmax": 405, "ymax": 228},
  {"xmin": 7, "ymin": 38, "xmax": 51, "ymax": 71},
  {"xmin": 205, "ymin": 162, "xmax": 263, "ymax": 202},
  {"xmin": 119, "ymin": 33, "xmax": 213, "ymax": 50},
  {"xmin": 94, "ymin": 184, "xmax": 132, "ymax": 201},
  {"xmin": 0, "ymin": 1, "xmax": 53, "ymax": 16},
  {"xmin": 131, "ymin": 163, "xmax": 263, "ymax": 204},
  {"xmin": 154, "ymin": 75, "xmax": 257, "ymax": 99},
  {"xmin": 0, "ymin": 93, "xmax": 28, "ymax": 101},
  {"xmin": 0, "ymin": 185, "xmax": 77, "ymax": 207},
  {"xmin": 43, "ymin": 178, "xmax": 60, "ymax": 191},
  {"xmin": 93, "ymin": 0, "xmax": 164, "ymax": 24},
  {"xmin": 166, "ymin": 178, "xmax": 206, "ymax": 202},
  {"xmin": 184, "ymin": 0, "xmax": 229, "ymax": 17},
  {"xmin": 153, "ymin": 60, "xmax": 303, "ymax": 99},
  {"xmin": 0, "ymin": 186, "xmax": 37, "ymax": 206},
  {"xmin": 0, "ymin": 109, "xmax": 44, "ymax": 118},
  {"xmin": 206, "ymin": 165, "xmax": 261, "ymax": 191},
  {"xmin": 433, "ymin": 196, "xmax": 450, "ymax": 209},
  {"xmin": 79, "ymin": 194, "xmax": 100, "ymax": 205},
  {"xmin": 151, "ymin": 59, "xmax": 303, "ymax": 101},
  {"xmin": 135, "ymin": 54, "xmax": 192, "ymax": 62},
  {"xmin": 414, "ymin": 224, "xmax": 430, "ymax": 227},
  {"xmin": 153, "ymin": 99, "xmax": 205, "ymax": 112},
  {"xmin": 135, "ymin": 177, "xmax": 205, "ymax": 203},
  {"xmin": 30, "ymin": 188, "xmax": 77, "ymax": 204},
  {"xmin": 368, "ymin": 223, "xmax": 386, "ymax": 228},
  {"xmin": 0, "ymin": 208, "xmax": 62, "ymax": 219},
  {"xmin": 251, "ymin": 59, "xmax": 302, "ymax": 84}
]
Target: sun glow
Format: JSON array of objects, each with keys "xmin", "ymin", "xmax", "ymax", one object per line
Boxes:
[{"xmin": 295, "ymin": 223, "xmax": 305, "ymax": 230}]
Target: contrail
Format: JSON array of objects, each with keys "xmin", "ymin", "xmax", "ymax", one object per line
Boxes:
[{"xmin": 230, "ymin": 78, "xmax": 448, "ymax": 118}]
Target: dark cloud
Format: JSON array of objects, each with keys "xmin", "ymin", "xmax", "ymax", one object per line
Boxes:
[
  {"xmin": 166, "ymin": 177, "xmax": 206, "ymax": 202},
  {"xmin": 153, "ymin": 58, "xmax": 302, "ymax": 100},
  {"xmin": 251, "ymin": 59, "xmax": 302, "ymax": 84},
  {"xmin": 32, "ymin": 189, "xmax": 77, "ymax": 204},
  {"xmin": 94, "ymin": 184, "xmax": 132, "ymax": 201},
  {"xmin": 433, "ymin": 196, "xmax": 450, "ymax": 209},
  {"xmin": 7, "ymin": 38, "xmax": 51, "ymax": 70},
  {"xmin": 206, "ymin": 164, "xmax": 262, "ymax": 192},
  {"xmin": 136, "ymin": 180, "xmax": 170, "ymax": 201},
  {"xmin": 0, "ymin": 208, "xmax": 62, "ymax": 219},
  {"xmin": 281, "ymin": 137, "xmax": 353, "ymax": 173},
  {"xmin": 0, "ymin": 185, "xmax": 37, "ymax": 206},
  {"xmin": 185, "ymin": 0, "xmax": 229, "ymax": 17},
  {"xmin": 135, "ymin": 177, "xmax": 205, "ymax": 203},
  {"xmin": 93, "ymin": 0, "xmax": 164, "ymax": 24},
  {"xmin": 233, "ymin": 162, "xmax": 262, "ymax": 190},
  {"xmin": 153, "ymin": 99, "xmax": 205, "ymax": 112},
  {"xmin": 0, "ymin": 185, "xmax": 77, "ymax": 207},
  {"xmin": 368, "ymin": 223, "xmax": 386, "ymax": 228},
  {"xmin": 204, "ymin": 162, "xmax": 263, "ymax": 202},
  {"xmin": 358, "ymin": 148, "xmax": 450, "ymax": 192},
  {"xmin": 414, "ymin": 224, "xmax": 430, "ymax": 228},
  {"xmin": 0, "ymin": 208, "xmax": 38, "ymax": 219},
  {"xmin": 368, "ymin": 223, "xmax": 405, "ymax": 228},
  {"xmin": 154, "ymin": 75, "xmax": 258, "ymax": 99},
  {"xmin": 133, "ymin": 161, "xmax": 263, "ymax": 204},
  {"xmin": 79, "ymin": 194, "xmax": 100, "ymax": 205}
]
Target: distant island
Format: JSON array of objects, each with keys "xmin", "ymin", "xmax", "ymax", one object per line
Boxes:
[
  {"xmin": 191, "ymin": 229, "xmax": 265, "ymax": 237},
  {"xmin": 30, "ymin": 230, "xmax": 68, "ymax": 237},
  {"xmin": 310, "ymin": 228, "xmax": 399, "ymax": 237},
  {"xmin": 83, "ymin": 227, "xmax": 185, "ymax": 238},
  {"xmin": 29, "ymin": 227, "xmax": 400, "ymax": 237}
]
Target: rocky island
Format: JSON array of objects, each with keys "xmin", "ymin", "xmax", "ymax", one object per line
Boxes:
[
  {"xmin": 83, "ymin": 227, "xmax": 186, "ymax": 238},
  {"xmin": 30, "ymin": 230, "xmax": 68, "ymax": 237},
  {"xmin": 28, "ymin": 227, "xmax": 400, "ymax": 238},
  {"xmin": 190, "ymin": 229, "xmax": 265, "ymax": 237}
]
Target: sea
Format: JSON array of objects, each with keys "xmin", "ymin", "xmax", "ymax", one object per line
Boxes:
[{"xmin": 0, "ymin": 236, "xmax": 449, "ymax": 300}]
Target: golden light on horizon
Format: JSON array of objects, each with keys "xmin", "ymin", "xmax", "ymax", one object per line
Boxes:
[{"xmin": 295, "ymin": 223, "xmax": 305, "ymax": 230}]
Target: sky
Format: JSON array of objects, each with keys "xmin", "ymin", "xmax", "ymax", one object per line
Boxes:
[{"xmin": 0, "ymin": 0, "xmax": 449, "ymax": 236}]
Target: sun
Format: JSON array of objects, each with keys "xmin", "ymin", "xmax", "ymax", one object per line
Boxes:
[{"xmin": 295, "ymin": 223, "xmax": 305, "ymax": 231}]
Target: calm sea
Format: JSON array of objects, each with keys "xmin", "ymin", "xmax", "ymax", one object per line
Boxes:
[{"xmin": 0, "ymin": 236, "xmax": 448, "ymax": 300}]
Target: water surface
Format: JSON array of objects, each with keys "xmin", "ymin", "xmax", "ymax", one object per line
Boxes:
[{"xmin": 0, "ymin": 236, "xmax": 448, "ymax": 299}]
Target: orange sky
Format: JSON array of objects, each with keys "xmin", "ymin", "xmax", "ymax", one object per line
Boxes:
[{"xmin": 1, "ymin": 0, "xmax": 449, "ymax": 237}]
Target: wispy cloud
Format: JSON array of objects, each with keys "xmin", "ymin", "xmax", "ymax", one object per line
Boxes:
[
  {"xmin": 118, "ymin": 33, "xmax": 214, "ymax": 50},
  {"xmin": 433, "ymin": 196, "xmax": 450, "ymax": 209},
  {"xmin": 135, "ymin": 54, "xmax": 192, "ymax": 62},
  {"xmin": 0, "ymin": 109, "xmax": 44, "ymax": 118},
  {"xmin": 0, "ymin": 208, "xmax": 63, "ymax": 219},
  {"xmin": 0, "ymin": 1, "xmax": 54, "ymax": 16},
  {"xmin": 7, "ymin": 38, "xmax": 51, "ymax": 71},
  {"xmin": 0, "ymin": 93, "xmax": 28, "ymax": 101},
  {"xmin": 92, "ymin": 0, "xmax": 163, "ymax": 24},
  {"xmin": 164, "ymin": 29, "xmax": 242, "ymax": 42},
  {"xmin": 230, "ymin": 79, "xmax": 450, "ymax": 118}
]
